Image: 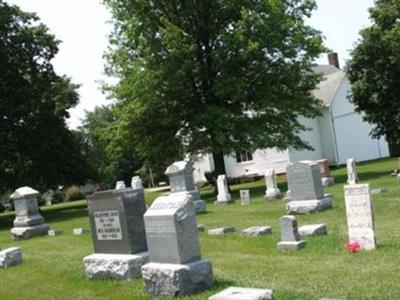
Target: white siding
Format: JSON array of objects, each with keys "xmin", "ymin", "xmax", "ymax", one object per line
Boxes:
[
  {"xmin": 192, "ymin": 154, "xmax": 214, "ymax": 183},
  {"xmin": 318, "ymin": 109, "xmax": 337, "ymax": 164}
]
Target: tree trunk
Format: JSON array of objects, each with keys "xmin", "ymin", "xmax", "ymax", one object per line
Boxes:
[{"xmin": 212, "ymin": 152, "xmax": 230, "ymax": 194}]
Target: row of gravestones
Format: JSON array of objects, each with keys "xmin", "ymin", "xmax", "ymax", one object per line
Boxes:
[{"xmin": 1, "ymin": 158, "xmax": 379, "ymax": 299}]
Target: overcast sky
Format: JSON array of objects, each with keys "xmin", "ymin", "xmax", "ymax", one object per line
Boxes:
[{"xmin": 6, "ymin": 0, "xmax": 375, "ymax": 129}]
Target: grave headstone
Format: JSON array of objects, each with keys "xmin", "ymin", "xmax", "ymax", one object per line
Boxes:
[
  {"xmin": 209, "ymin": 287, "xmax": 273, "ymax": 300},
  {"xmin": 165, "ymin": 160, "xmax": 206, "ymax": 213},
  {"xmin": 277, "ymin": 215, "xmax": 305, "ymax": 250},
  {"xmin": 141, "ymin": 193, "xmax": 213, "ymax": 296},
  {"xmin": 0, "ymin": 247, "xmax": 22, "ymax": 268},
  {"xmin": 115, "ymin": 181, "xmax": 126, "ymax": 190},
  {"xmin": 208, "ymin": 227, "xmax": 236, "ymax": 235},
  {"xmin": 216, "ymin": 174, "xmax": 232, "ymax": 204},
  {"xmin": 83, "ymin": 188, "xmax": 149, "ymax": 280},
  {"xmin": 241, "ymin": 226, "xmax": 272, "ymax": 237},
  {"xmin": 264, "ymin": 169, "xmax": 281, "ymax": 199},
  {"xmin": 48, "ymin": 229, "xmax": 63, "ymax": 236},
  {"xmin": 73, "ymin": 228, "xmax": 89, "ymax": 235},
  {"xmin": 285, "ymin": 161, "xmax": 332, "ymax": 214},
  {"xmin": 344, "ymin": 183, "xmax": 376, "ymax": 251},
  {"xmin": 346, "ymin": 158, "xmax": 358, "ymax": 185},
  {"xmin": 10, "ymin": 186, "xmax": 50, "ymax": 240},
  {"xmin": 298, "ymin": 224, "xmax": 327, "ymax": 236},
  {"xmin": 131, "ymin": 176, "xmax": 143, "ymax": 190},
  {"xmin": 240, "ymin": 189, "xmax": 251, "ymax": 205}
]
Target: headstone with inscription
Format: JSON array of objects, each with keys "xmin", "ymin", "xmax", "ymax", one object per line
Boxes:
[
  {"xmin": 165, "ymin": 160, "xmax": 207, "ymax": 213},
  {"xmin": 346, "ymin": 158, "xmax": 358, "ymax": 185},
  {"xmin": 277, "ymin": 215, "xmax": 305, "ymax": 250},
  {"xmin": 10, "ymin": 187, "xmax": 50, "ymax": 240},
  {"xmin": 215, "ymin": 174, "xmax": 232, "ymax": 204},
  {"xmin": 344, "ymin": 183, "xmax": 376, "ymax": 251},
  {"xmin": 141, "ymin": 193, "xmax": 213, "ymax": 296},
  {"xmin": 285, "ymin": 161, "xmax": 332, "ymax": 214},
  {"xmin": 83, "ymin": 188, "xmax": 149, "ymax": 280},
  {"xmin": 240, "ymin": 189, "xmax": 251, "ymax": 205},
  {"xmin": 264, "ymin": 169, "xmax": 281, "ymax": 199},
  {"xmin": 131, "ymin": 176, "xmax": 143, "ymax": 190}
]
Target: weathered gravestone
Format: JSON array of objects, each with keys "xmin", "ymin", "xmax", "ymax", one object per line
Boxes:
[
  {"xmin": 209, "ymin": 287, "xmax": 273, "ymax": 300},
  {"xmin": 131, "ymin": 176, "xmax": 143, "ymax": 190},
  {"xmin": 0, "ymin": 247, "xmax": 23, "ymax": 268},
  {"xmin": 285, "ymin": 161, "xmax": 332, "ymax": 214},
  {"xmin": 141, "ymin": 193, "xmax": 213, "ymax": 296},
  {"xmin": 346, "ymin": 158, "xmax": 358, "ymax": 185},
  {"xmin": 115, "ymin": 181, "xmax": 126, "ymax": 190},
  {"xmin": 10, "ymin": 186, "xmax": 50, "ymax": 240},
  {"xmin": 83, "ymin": 188, "xmax": 149, "ymax": 280},
  {"xmin": 344, "ymin": 184, "xmax": 376, "ymax": 251},
  {"xmin": 264, "ymin": 169, "xmax": 281, "ymax": 200},
  {"xmin": 216, "ymin": 174, "xmax": 232, "ymax": 204},
  {"xmin": 240, "ymin": 189, "xmax": 251, "ymax": 205},
  {"xmin": 165, "ymin": 160, "xmax": 206, "ymax": 213},
  {"xmin": 277, "ymin": 215, "xmax": 305, "ymax": 250}
]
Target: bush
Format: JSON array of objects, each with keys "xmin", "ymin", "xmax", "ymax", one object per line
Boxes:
[
  {"xmin": 67, "ymin": 185, "xmax": 84, "ymax": 201},
  {"xmin": 204, "ymin": 171, "xmax": 216, "ymax": 186},
  {"xmin": 52, "ymin": 190, "xmax": 66, "ymax": 204}
]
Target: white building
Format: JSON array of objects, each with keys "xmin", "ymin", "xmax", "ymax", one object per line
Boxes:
[{"xmin": 192, "ymin": 55, "xmax": 389, "ymax": 183}]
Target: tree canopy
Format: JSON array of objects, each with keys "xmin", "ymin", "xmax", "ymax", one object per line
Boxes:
[
  {"xmin": 0, "ymin": 1, "xmax": 90, "ymax": 192},
  {"xmin": 347, "ymin": 0, "xmax": 400, "ymax": 155},
  {"xmin": 103, "ymin": 0, "xmax": 326, "ymax": 175}
]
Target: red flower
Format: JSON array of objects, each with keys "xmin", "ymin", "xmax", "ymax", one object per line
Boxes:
[{"xmin": 344, "ymin": 241, "xmax": 360, "ymax": 253}]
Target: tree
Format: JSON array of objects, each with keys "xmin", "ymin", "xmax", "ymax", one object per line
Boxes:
[
  {"xmin": 103, "ymin": 0, "xmax": 326, "ymax": 177},
  {"xmin": 347, "ymin": 0, "xmax": 400, "ymax": 156},
  {"xmin": 0, "ymin": 1, "xmax": 90, "ymax": 192}
]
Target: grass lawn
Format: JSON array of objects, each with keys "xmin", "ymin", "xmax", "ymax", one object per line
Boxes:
[{"xmin": 0, "ymin": 158, "xmax": 399, "ymax": 300}]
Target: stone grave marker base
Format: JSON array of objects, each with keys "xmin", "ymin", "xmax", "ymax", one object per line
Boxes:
[
  {"xmin": 286, "ymin": 196, "xmax": 332, "ymax": 214},
  {"xmin": 321, "ymin": 177, "xmax": 335, "ymax": 186},
  {"xmin": 241, "ymin": 226, "xmax": 272, "ymax": 237},
  {"xmin": 83, "ymin": 252, "xmax": 149, "ymax": 280},
  {"xmin": 209, "ymin": 287, "xmax": 273, "ymax": 300},
  {"xmin": 48, "ymin": 229, "xmax": 63, "ymax": 236},
  {"xmin": 277, "ymin": 240, "xmax": 305, "ymax": 250},
  {"xmin": 208, "ymin": 227, "xmax": 235, "ymax": 235},
  {"xmin": 298, "ymin": 224, "xmax": 327, "ymax": 236},
  {"xmin": 141, "ymin": 260, "xmax": 213, "ymax": 296},
  {"xmin": 10, "ymin": 223, "xmax": 50, "ymax": 240},
  {"xmin": 265, "ymin": 189, "xmax": 282, "ymax": 200},
  {"xmin": 0, "ymin": 247, "xmax": 23, "ymax": 268}
]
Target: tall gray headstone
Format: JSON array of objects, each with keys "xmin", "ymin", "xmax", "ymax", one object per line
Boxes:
[
  {"xmin": 264, "ymin": 169, "xmax": 281, "ymax": 199},
  {"xmin": 83, "ymin": 188, "xmax": 149, "ymax": 280},
  {"xmin": 285, "ymin": 161, "xmax": 332, "ymax": 214},
  {"xmin": 10, "ymin": 187, "xmax": 50, "ymax": 240},
  {"xmin": 165, "ymin": 160, "xmax": 206, "ymax": 213},
  {"xmin": 277, "ymin": 215, "xmax": 305, "ymax": 250},
  {"xmin": 216, "ymin": 174, "xmax": 232, "ymax": 204},
  {"xmin": 346, "ymin": 158, "xmax": 358, "ymax": 185},
  {"xmin": 141, "ymin": 193, "xmax": 213, "ymax": 296},
  {"xmin": 344, "ymin": 183, "xmax": 376, "ymax": 251}
]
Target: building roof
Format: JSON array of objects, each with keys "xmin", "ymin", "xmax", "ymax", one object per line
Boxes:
[{"xmin": 312, "ymin": 65, "xmax": 346, "ymax": 107}]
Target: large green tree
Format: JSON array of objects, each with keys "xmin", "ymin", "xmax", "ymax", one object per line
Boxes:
[
  {"xmin": 347, "ymin": 0, "xmax": 400, "ymax": 156},
  {"xmin": 104, "ymin": 0, "xmax": 325, "ymax": 176},
  {"xmin": 0, "ymin": 1, "xmax": 90, "ymax": 192}
]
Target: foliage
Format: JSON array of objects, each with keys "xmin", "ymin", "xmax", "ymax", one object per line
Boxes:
[
  {"xmin": 66, "ymin": 185, "xmax": 84, "ymax": 201},
  {"xmin": 103, "ymin": 0, "xmax": 326, "ymax": 175},
  {"xmin": 0, "ymin": 1, "xmax": 91, "ymax": 192},
  {"xmin": 79, "ymin": 105, "xmax": 143, "ymax": 188},
  {"xmin": 347, "ymin": 0, "xmax": 400, "ymax": 155}
]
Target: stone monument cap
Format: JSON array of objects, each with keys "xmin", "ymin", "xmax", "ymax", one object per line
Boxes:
[
  {"xmin": 165, "ymin": 160, "xmax": 193, "ymax": 175},
  {"xmin": 11, "ymin": 186, "xmax": 39, "ymax": 199}
]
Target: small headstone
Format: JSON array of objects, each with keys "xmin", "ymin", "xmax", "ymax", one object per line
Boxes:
[
  {"xmin": 285, "ymin": 161, "xmax": 332, "ymax": 214},
  {"xmin": 209, "ymin": 287, "xmax": 273, "ymax": 300},
  {"xmin": 346, "ymin": 158, "xmax": 358, "ymax": 185},
  {"xmin": 115, "ymin": 181, "xmax": 126, "ymax": 190},
  {"xmin": 73, "ymin": 228, "xmax": 89, "ymax": 235},
  {"xmin": 240, "ymin": 189, "xmax": 251, "ymax": 205},
  {"xmin": 371, "ymin": 188, "xmax": 388, "ymax": 195},
  {"xmin": 216, "ymin": 174, "xmax": 232, "ymax": 204},
  {"xmin": 277, "ymin": 215, "xmax": 305, "ymax": 250},
  {"xmin": 0, "ymin": 247, "xmax": 23, "ymax": 268},
  {"xmin": 264, "ymin": 169, "xmax": 281, "ymax": 199},
  {"xmin": 165, "ymin": 160, "xmax": 207, "ymax": 213},
  {"xmin": 83, "ymin": 188, "xmax": 149, "ymax": 280},
  {"xmin": 298, "ymin": 224, "xmax": 327, "ymax": 236},
  {"xmin": 48, "ymin": 229, "xmax": 63, "ymax": 236},
  {"xmin": 141, "ymin": 193, "xmax": 213, "ymax": 296},
  {"xmin": 10, "ymin": 186, "xmax": 50, "ymax": 240},
  {"xmin": 344, "ymin": 183, "xmax": 376, "ymax": 250},
  {"xmin": 131, "ymin": 176, "xmax": 143, "ymax": 190},
  {"xmin": 208, "ymin": 227, "xmax": 236, "ymax": 235},
  {"xmin": 241, "ymin": 226, "xmax": 272, "ymax": 237},
  {"xmin": 321, "ymin": 177, "xmax": 335, "ymax": 186},
  {"xmin": 197, "ymin": 224, "xmax": 205, "ymax": 232}
]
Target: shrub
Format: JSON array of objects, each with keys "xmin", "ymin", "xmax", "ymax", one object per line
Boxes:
[
  {"xmin": 204, "ymin": 171, "xmax": 216, "ymax": 186},
  {"xmin": 67, "ymin": 185, "xmax": 84, "ymax": 201}
]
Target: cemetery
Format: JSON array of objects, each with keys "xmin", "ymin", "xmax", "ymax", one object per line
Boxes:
[{"xmin": 0, "ymin": 157, "xmax": 399, "ymax": 299}]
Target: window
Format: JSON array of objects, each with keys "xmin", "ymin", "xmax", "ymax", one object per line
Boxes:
[{"xmin": 236, "ymin": 152, "xmax": 253, "ymax": 163}]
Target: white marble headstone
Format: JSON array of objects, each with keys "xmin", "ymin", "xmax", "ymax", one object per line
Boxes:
[
  {"xmin": 346, "ymin": 158, "xmax": 358, "ymax": 185},
  {"xmin": 131, "ymin": 176, "xmax": 143, "ymax": 190},
  {"xmin": 115, "ymin": 181, "xmax": 126, "ymax": 190}
]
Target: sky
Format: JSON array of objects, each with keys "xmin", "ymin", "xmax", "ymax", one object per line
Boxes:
[{"xmin": 6, "ymin": 0, "xmax": 375, "ymax": 129}]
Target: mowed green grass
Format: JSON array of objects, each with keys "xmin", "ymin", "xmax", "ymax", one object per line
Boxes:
[{"xmin": 0, "ymin": 158, "xmax": 399, "ymax": 300}]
